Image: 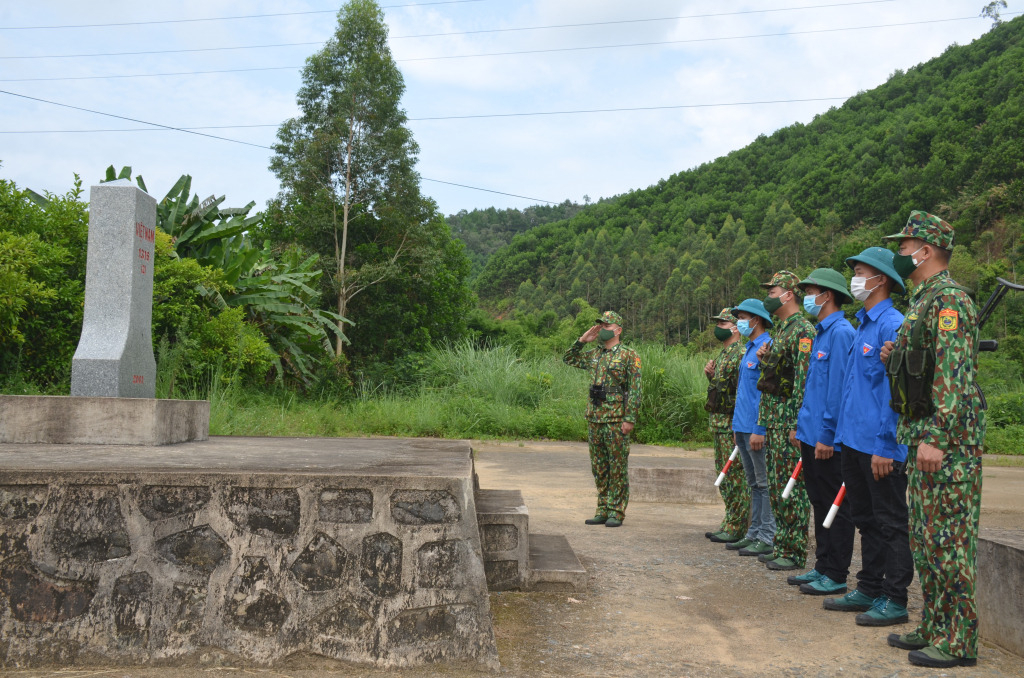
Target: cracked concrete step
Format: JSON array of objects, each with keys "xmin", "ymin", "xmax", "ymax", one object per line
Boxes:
[
  {"xmin": 475, "ymin": 488, "xmax": 529, "ymax": 590},
  {"xmin": 527, "ymin": 533, "xmax": 587, "ymax": 592}
]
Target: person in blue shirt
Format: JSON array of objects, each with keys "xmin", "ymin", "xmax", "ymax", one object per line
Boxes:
[
  {"xmin": 827, "ymin": 247, "xmax": 913, "ymax": 627},
  {"xmin": 725, "ymin": 299, "xmax": 776, "ymax": 558},
  {"xmin": 790, "ymin": 269, "xmax": 857, "ymax": 595}
]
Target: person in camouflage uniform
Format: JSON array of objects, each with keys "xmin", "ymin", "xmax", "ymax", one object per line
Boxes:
[
  {"xmin": 880, "ymin": 211, "xmax": 987, "ymax": 669},
  {"xmin": 756, "ymin": 271, "xmax": 815, "ymax": 571},
  {"xmin": 564, "ymin": 310, "xmax": 643, "ymax": 528},
  {"xmin": 704, "ymin": 307, "xmax": 750, "ymax": 543}
]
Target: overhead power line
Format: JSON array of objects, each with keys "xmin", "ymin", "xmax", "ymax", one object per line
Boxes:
[
  {"xmin": 0, "ymin": 96, "xmax": 853, "ymax": 134},
  {"xmin": 0, "ymin": 89, "xmax": 558, "ymax": 204},
  {"xmin": 1, "ymin": 13, "xmax": 1012, "ymax": 83},
  {"xmin": 0, "ymin": 0, "xmax": 492, "ymax": 30},
  {"xmin": 1, "ymin": 0, "xmax": 898, "ymax": 60}
]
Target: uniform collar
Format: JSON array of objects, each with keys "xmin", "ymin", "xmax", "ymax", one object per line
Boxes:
[
  {"xmin": 815, "ymin": 309, "xmax": 844, "ymax": 333},
  {"xmin": 856, "ymin": 297, "xmax": 895, "ymax": 323},
  {"xmin": 910, "ymin": 270, "xmax": 951, "ymax": 302}
]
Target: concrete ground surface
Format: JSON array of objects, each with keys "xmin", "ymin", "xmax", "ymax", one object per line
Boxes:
[{"xmin": 6, "ymin": 439, "xmax": 1024, "ymax": 678}]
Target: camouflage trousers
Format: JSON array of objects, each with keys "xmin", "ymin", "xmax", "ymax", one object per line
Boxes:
[
  {"xmin": 714, "ymin": 430, "xmax": 750, "ymax": 537},
  {"xmin": 909, "ymin": 449, "xmax": 982, "ymax": 659},
  {"xmin": 766, "ymin": 428, "xmax": 810, "ymax": 566},
  {"xmin": 588, "ymin": 421, "xmax": 630, "ymax": 520}
]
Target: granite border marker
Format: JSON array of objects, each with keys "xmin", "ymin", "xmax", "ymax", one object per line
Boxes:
[{"xmin": 70, "ymin": 179, "xmax": 157, "ymax": 399}]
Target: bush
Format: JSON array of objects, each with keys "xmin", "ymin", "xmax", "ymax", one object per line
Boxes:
[{"xmin": 984, "ymin": 425, "xmax": 1024, "ymax": 456}]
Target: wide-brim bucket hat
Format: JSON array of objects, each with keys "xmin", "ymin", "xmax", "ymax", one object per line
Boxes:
[
  {"xmin": 798, "ymin": 268, "xmax": 855, "ymax": 305},
  {"xmin": 845, "ymin": 246, "xmax": 906, "ymax": 292},
  {"xmin": 731, "ymin": 299, "xmax": 774, "ymax": 327}
]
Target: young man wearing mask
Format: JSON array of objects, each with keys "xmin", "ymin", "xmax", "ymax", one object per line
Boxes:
[
  {"xmin": 726, "ymin": 299, "xmax": 776, "ymax": 557},
  {"xmin": 879, "ymin": 212, "xmax": 986, "ymax": 669},
  {"xmin": 826, "ymin": 247, "xmax": 913, "ymax": 628},
  {"xmin": 790, "ymin": 269, "xmax": 857, "ymax": 594},
  {"xmin": 564, "ymin": 310, "xmax": 643, "ymax": 528},
  {"xmin": 704, "ymin": 308, "xmax": 751, "ymax": 544},
  {"xmin": 756, "ymin": 271, "xmax": 815, "ymax": 571}
]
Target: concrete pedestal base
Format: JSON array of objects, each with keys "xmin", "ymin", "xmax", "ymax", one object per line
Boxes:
[
  {"xmin": 0, "ymin": 437, "xmax": 498, "ymax": 670},
  {"xmin": 0, "ymin": 395, "xmax": 209, "ymax": 445},
  {"xmin": 629, "ymin": 458, "xmax": 718, "ymax": 504},
  {"xmin": 979, "ymin": 528, "xmax": 1024, "ymax": 657}
]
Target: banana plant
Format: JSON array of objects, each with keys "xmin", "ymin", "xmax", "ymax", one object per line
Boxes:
[{"xmin": 103, "ymin": 165, "xmax": 350, "ymax": 385}]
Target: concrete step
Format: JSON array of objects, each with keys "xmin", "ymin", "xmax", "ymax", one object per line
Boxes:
[
  {"xmin": 475, "ymin": 489, "xmax": 529, "ymax": 591},
  {"xmin": 527, "ymin": 533, "xmax": 587, "ymax": 592}
]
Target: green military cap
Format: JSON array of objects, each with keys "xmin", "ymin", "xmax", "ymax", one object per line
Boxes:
[
  {"xmin": 798, "ymin": 268, "xmax": 854, "ymax": 305},
  {"xmin": 711, "ymin": 307, "xmax": 737, "ymax": 323},
  {"xmin": 731, "ymin": 299, "xmax": 774, "ymax": 327},
  {"xmin": 882, "ymin": 210, "xmax": 955, "ymax": 250},
  {"xmin": 760, "ymin": 270, "xmax": 802, "ymax": 294},
  {"xmin": 846, "ymin": 246, "xmax": 906, "ymax": 292},
  {"xmin": 597, "ymin": 310, "xmax": 624, "ymax": 326}
]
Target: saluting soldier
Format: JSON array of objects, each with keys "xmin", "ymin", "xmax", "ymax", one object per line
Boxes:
[
  {"xmin": 757, "ymin": 271, "xmax": 815, "ymax": 571},
  {"xmin": 880, "ymin": 211, "xmax": 987, "ymax": 669},
  {"xmin": 704, "ymin": 308, "xmax": 751, "ymax": 543},
  {"xmin": 564, "ymin": 310, "xmax": 643, "ymax": 528}
]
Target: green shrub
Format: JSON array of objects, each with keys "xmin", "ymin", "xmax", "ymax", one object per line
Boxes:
[{"xmin": 984, "ymin": 425, "xmax": 1024, "ymax": 456}]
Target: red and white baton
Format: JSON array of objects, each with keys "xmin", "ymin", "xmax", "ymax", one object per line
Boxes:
[
  {"xmin": 781, "ymin": 459, "xmax": 803, "ymax": 499},
  {"xmin": 823, "ymin": 483, "xmax": 847, "ymax": 529},
  {"xmin": 714, "ymin": 446, "xmax": 740, "ymax": 487}
]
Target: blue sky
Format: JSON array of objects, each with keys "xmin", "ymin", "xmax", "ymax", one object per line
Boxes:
[{"xmin": 1, "ymin": 0, "xmax": 1019, "ymax": 216}]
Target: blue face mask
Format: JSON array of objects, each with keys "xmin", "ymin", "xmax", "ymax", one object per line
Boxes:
[
  {"xmin": 803, "ymin": 293, "xmax": 823, "ymax": 316},
  {"xmin": 737, "ymin": 319, "xmax": 754, "ymax": 337}
]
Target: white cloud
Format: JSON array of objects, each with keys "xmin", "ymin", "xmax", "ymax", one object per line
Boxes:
[{"xmin": 1, "ymin": 0, "xmax": 1017, "ymax": 214}]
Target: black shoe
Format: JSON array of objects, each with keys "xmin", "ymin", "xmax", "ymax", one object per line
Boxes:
[
  {"xmin": 726, "ymin": 537, "xmax": 753, "ymax": 551},
  {"xmin": 708, "ymin": 531, "xmax": 740, "ymax": 543},
  {"xmin": 585, "ymin": 515, "xmax": 608, "ymax": 525},
  {"xmin": 908, "ymin": 646, "xmax": 977, "ymax": 668},
  {"xmin": 887, "ymin": 632, "xmax": 929, "ymax": 651}
]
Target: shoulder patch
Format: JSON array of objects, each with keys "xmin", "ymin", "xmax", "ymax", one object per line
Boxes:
[
  {"xmin": 907, "ymin": 312, "xmax": 918, "ymax": 321},
  {"xmin": 798, "ymin": 337, "xmax": 812, "ymax": 353},
  {"xmin": 938, "ymin": 308, "xmax": 958, "ymax": 332}
]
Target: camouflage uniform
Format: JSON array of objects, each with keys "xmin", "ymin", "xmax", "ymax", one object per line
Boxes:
[
  {"xmin": 564, "ymin": 311, "xmax": 643, "ymax": 521},
  {"xmin": 758, "ymin": 272, "xmax": 814, "ymax": 568},
  {"xmin": 884, "ymin": 212, "xmax": 986, "ymax": 661},
  {"xmin": 707, "ymin": 309, "xmax": 750, "ymax": 537}
]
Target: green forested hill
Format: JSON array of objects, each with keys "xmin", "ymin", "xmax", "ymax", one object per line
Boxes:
[
  {"xmin": 472, "ymin": 16, "xmax": 1024, "ymax": 345},
  {"xmin": 448, "ymin": 200, "xmax": 585, "ymax": 274}
]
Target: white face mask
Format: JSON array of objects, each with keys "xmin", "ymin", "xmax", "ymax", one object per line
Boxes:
[{"xmin": 850, "ymin": 274, "xmax": 882, "ymax": 302}]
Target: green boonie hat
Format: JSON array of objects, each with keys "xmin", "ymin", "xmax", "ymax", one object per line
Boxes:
[
  {"xmin": 597, "ymin": 310, "xmax": 624, "ymax": 326},
  {"xmin": 798, "ymin": 268, "xmax": 854, "ymax": 306},
  {"xmin": 731, "ymin": 299, "xmax": 774, "ymax": 327},
  {"xmin": 760, "ymin": 270, "xmax": 802, "ymax": 294},
  {"xmin": 711, "ymin": 307, "xmax": 737, "ymax": 323},
  {"xmin": 845, "ymin": 246, "xmax": 906, "ymax": 292},
  {"xmin": 882, "ymin": 210, "xmax": 955, "ymax": 250}
]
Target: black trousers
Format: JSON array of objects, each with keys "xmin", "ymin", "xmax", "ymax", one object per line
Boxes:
[
  {"xmin": 840, "ymin": 446, "xmax": 914, "ymax": 607},
  {"xmin": 800, "ymin": 441, "xmax": 855, "ymax": 581}
]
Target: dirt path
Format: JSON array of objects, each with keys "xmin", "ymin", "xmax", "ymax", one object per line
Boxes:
[{"xmin": 8, "ymin": 441, "xmax": 1023, "ymax": 677}]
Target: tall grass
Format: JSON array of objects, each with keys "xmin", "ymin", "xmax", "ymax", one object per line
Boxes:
[{"xmin": 208, "ymin": 341, "xmax": 712, "ymax": 445}]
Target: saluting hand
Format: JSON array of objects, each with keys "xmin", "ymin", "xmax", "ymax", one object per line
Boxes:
[
  {"xmin": 580, "ymin": 325, "xmax": 601, "ymax": 343},
  {"xmin": 880, "ymin": 340, "xmax": 894, "ymax": 363},
  {"xmin": 916, "ymin": 442, "xmax": 944, "ymax": 473}
]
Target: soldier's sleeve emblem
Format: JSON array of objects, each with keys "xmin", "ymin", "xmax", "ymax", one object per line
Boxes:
[
  {"xmin": 907, "ymin": 312, "xmax": 918, "ymax": 321},
  {"xmin": 798, "ymin": 338, "xmax": 812, "ymax": 353},
  {"xmin": 938, "ymin": 308, "xmax": 958, "ymax": 331}
]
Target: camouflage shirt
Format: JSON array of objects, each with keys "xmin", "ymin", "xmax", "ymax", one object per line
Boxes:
[
  {"xmin": 894, "ymin": 270, "xmax": 986, "ymax": 454},
  {"xmin": 758, "ymin": 312, "xmax": 815, "ymax": 430},
  {"xmin": 708, "ymin": 339, "xmax": 744, "ymax": 432},
  {"xmin": 564, "ymin": 341, "xmax": 643, "ymax": 423}
]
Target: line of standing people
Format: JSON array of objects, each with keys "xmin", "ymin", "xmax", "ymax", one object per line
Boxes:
[{"xmin": 703, "ymin": 211, "xmax": 987, "ymax": 669}]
